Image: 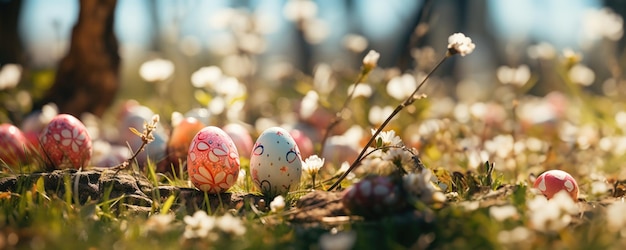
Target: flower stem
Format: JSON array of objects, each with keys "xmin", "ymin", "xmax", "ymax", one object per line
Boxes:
[
  {"xmin": 327, "ymin": 54, "xmax": 449, "ymax": 191},
  {"xmin": 318, "ymin": 67, "xmax": 370, "ymax": 157}
]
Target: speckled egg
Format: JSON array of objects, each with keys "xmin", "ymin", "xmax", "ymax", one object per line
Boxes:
[
  {"xmin": 0, "ymin": 124, "xmax": 32, "ymax": 167},
  {"xmin": 40, "ymin": 114, "xmax": 92, "ymax": 169},
  {"xmin": 187, "ymin": 126, "xmax": 240, "ymax": 193},
  {"xmin": 250, "ymin": 127, "xmax": 302, "ymax": 197}
]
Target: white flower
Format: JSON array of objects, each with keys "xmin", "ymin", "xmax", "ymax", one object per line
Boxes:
[
  {"xmin": 402, "ymin": 169, "xmax": 445, "ymax": 204},
  {"xmin": 591, "ymin": 181, "xmax": 609, "ymax": 196},
  {"xmin": 497, "ymin": 226, "xmax": 532, "ymax": 244},
  {"xmin": 527, "ymin": 191, "xmax": 578, "ymax": 232},
  {"xmin": 303, "ymin": 155, "xmax": 324, "ymax": 175},
  {"xmin": 382, "ymin": 148, "xmax": 413, "ymax": 169},
  {"xmin": 606, "ymin": 201, "xmax": 626, "ymax": 232},
  {"xmin": 302, "ymin": 19, "xmax": 330, "ymax": 44},
  {"xmin": 484, "ymin": 134, "xmax": 514, "ymax": 158},
  {"xmin": 489, "ymin": 205, "xmax": 518, "ymax": 222},
  {"xmin": 373, "ymin": 129, "xmax": 403, "ymax": 148},
  {"xmin": 191, "ymin": 66, "xmax": 223, "ymax": 88},
  {"xmin": 0, "ymin": 64, "xmax": 22, "ymax": 90},
  {"xmin": 527, "ymin": 42, "xmax": 556, "ymax": 60},
  {"xmin": 447, "ymin": 33, "xmax": 475, "ymax": 56},
  {"xmin": 497, "ymin": 65, "xmax": 530, "ymax": 87},
  {"xmin": 270, "ymin": 195, "xmax": 286, "ymax": 213},
  {"xmin": 144, "ymin": 214, "xmax": 175, "ymax": 234},
  {"xmin": 216, "ymin": 213, "xmax": 246, "ymax": 236},
  {"xmin": 283, "ymin": 0, "xmax": 317, "ymax": 22},
  {"xmin": 319, "ymin": 231, "xmax": 356, "ymax": 250},
  {"xmin": 343, "ymin": 34, "xmax": 368, "ymax": 53},
  {"xmin": 347, "ymin": 83, "xmax": 372, "ymax": 99},
  {"xmin": 362, "ymin": 50, "xmax": 380, "ymax": 70},
  {"xmin": 139, "ymin": 58, "xmax": 174, "ymax": 82},
  {"xmin": 583, "ymin": 8, "xmax": 623, "ymax": 42},
  {"xmin": 338, "ymin": 161, "xmax": 357, "ymax": 181},
  {"xmin": 183, "ymin": 210, "xmax": 216, "ymax": 239},
  {"xmin": 313, "ymin": 64, "xmax": 336, "ymax": 94},
  {"xmin": 386, "ymin": 74, "xmax": 416, "ymax": 101},
  {"xmin": 300, "ymin": 90, "xmax": 319, "ymax": 119},
  {"xmin": 568, "ymin": 64, "xmax": 595, "ymax": 86},
  {"xmin": 368, "ymin": 105, "xmax": 394, "ymax": 125},
  {"xmin": 359, "ymin": 150, "xmax": 395, "ymax": 176}
]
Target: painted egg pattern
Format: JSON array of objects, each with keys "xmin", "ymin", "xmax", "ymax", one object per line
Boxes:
[
  {"xmin": 341, "ymin": 175, "xmax": 405, "ymax": 218},
  {"xmin": 187, "ymin": 126, "xmax": 240, "ymax": 193},
  {"xmin": 250, "ymin": 127, "xmax": 302, "ymax": 197},
  {"xmin": 0, "ymin": 124, "xmax": 32, "ymax": 167},
  {"xmin": 533, "ymin": 169, "xmax": 579, "ymax": 200},
  {"xmin": 40, "ymin": 114, "xmax": 92, "ymax": 169}
]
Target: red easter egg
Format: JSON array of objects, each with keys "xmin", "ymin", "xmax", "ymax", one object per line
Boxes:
[
  {"xmin": 40, "ymin": 114, "xmax": 93, "ymax": 169},
  {"xmin": 187, "ymin": 126, "xmax": 240, "ymax": 193},
  {"xmin": 533, "ymin": 170, "xmax": 579, "ymax": 200},
  {"xmin": 0, "ymin": 124, "xmax": 32, "ymax": 167},
  {"xmin": 341, "ymin": 175, "xmax": 405, "ymax": 218}
]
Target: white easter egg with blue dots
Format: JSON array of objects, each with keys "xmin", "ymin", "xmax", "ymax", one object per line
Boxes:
[{"xmin": 250, "ymin": 127, "xmax": 302, "ymax": 197}]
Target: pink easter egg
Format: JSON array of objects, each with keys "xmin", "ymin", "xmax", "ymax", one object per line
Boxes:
[
  {"xmin": 223, "ymin": 123, "xmax": 253, "ymax": 159},
  {"xmin": 0, "ymin": 124, "xmax": 32, "ymax": 167},
  {"xmin": 40, "ymin": 114, "xmax": 93, "ymax": 169},
  {"xmin": 187, "ymin": 126, "xmax": 240, "ymax": 193},
  {"xmin": 289, "ymin": 129, "xmax": 314, "ymax": 159}
]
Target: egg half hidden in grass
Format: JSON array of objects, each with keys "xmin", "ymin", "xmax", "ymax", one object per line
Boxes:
[
  {"xmin": 0, "ymin": 124, "xmax": 33, "ymax": 168},
  {"xmin": 533, "ymin": 169, "xmax": 579, "ymax": 201},
  {"xmin": 40, "ymin": 114, "xmax": 92, "ymax": 169}
]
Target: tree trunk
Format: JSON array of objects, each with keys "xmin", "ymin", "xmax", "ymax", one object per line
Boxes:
[
  {"xmin": 0, "ymin": 0, "xmax": 24, "ymax": 65},
  {"xmin": 37, "ymin": 0, "xmax": 120, "ymax": 118}
]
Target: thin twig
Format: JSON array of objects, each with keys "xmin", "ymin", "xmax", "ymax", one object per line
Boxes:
[
  {"xmin": 327, "ymin": 55, "xmax": 449, "ymax": 191},
  {"xmin": 112, "ymin": 115, "xmax": 160, "ymax": 178},
  {"xmin": 318, "ymin": 68, "xmax": 369, "ymax": 157}
]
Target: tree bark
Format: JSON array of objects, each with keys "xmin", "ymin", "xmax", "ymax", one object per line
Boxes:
[
  {"xmin": 0, "ymin": 0, "xmax": 24, "ymax": 65},
  {"xmin": 37, "ymin": 0, "xmax": 120, "ymax": 118}
]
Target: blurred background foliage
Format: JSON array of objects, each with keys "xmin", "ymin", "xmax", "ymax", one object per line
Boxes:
[{"xmin": 2, "ymin": 0, "xmax": 624, "ymax": 119}]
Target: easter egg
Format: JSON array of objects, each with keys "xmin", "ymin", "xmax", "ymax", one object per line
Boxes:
[
  {"xmin": 289, "ymin": 129, "xmax": 314, "ymax": 159},
  {"xmin": 533, "ymin": 169, "xmax": 579, "ymax": 200},
  {"xmin": 168, "ymin": 117, "xmax": 205, "ymax": 165},
  {"xmin": 118, "ymin": 104, "xmax": 167, "ymax": 167},
  {"xmin": 187, "ymin": 126, "xmax": 240, "ymax": 193},
  {"xmin": 341, "ymin": 175, "xmax": 405, "ymax": 218},
  {"xmin": 250, "ymin": 127, "xmax": 303, "ymax": 197},
  {"xmin": 223, "ymin": 123, "xmax": 253, "ymax": 159},
  {"xmin": 0, "ymin": 124, "xmax": 32, "ymax": 167},
  {"xmin": 93, "ymin": 142, "xmax": 131, "ymax": 168},
  {"xmin": 40, "ymin": 114, "xmax": 92, "ymax": 169}
]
